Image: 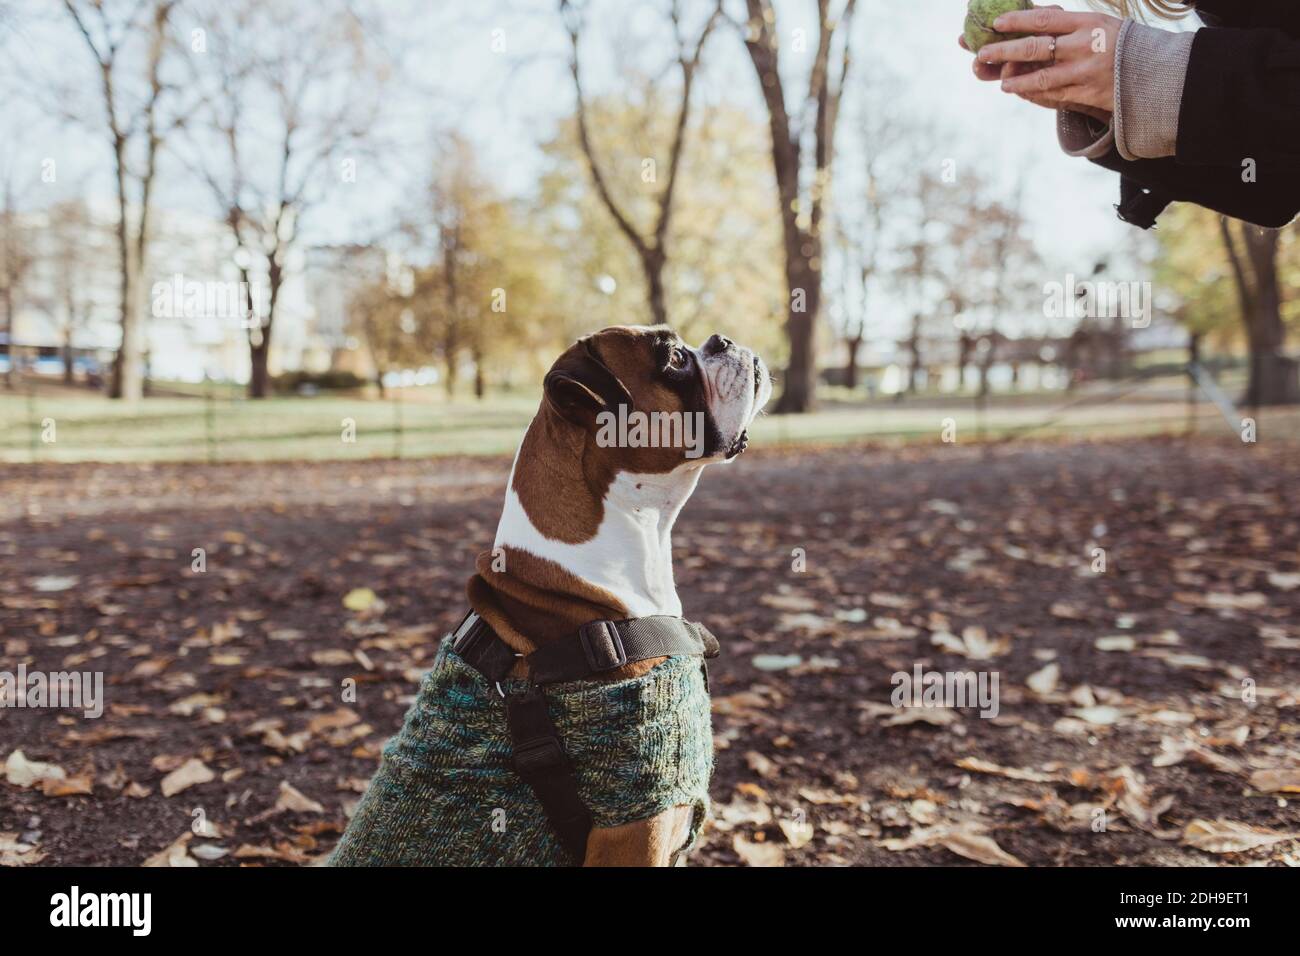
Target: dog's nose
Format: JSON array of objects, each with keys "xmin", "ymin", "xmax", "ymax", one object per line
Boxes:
[{"xmin": 703, "ymin": 334, "xmax": 732, "ymax": 356}]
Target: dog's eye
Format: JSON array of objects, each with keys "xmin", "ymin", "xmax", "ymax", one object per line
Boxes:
[{"xmin": 666, "ymin": 347, "xmax": 688, "ymax": 371}]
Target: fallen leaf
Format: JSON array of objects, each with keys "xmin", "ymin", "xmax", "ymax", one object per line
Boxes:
[
  {"xmin": 161, "ymin": 758, "xmax": 215, "ymax": 798},
  {"xmin": 191, "ymin": 844, "xmax": 230, "ymax": 861},
  {"xmin": 796, "ymin": 787, "xmax": 858, "ymax": 807},
  {"xmin": 881, "ymin": 708, "xmax": 957, "ymax": 727},
  {"xmin": 1249, "ymin": 769, "xmax": 1300, "ymax": 794},
  {"xmin": 712, "ymin": 797, "xmax": 773, "ymax": 830},
  {"xmin": 939, "ymin": 829, "xmax": 1026, "ymax": 868},
  {"xmin": 306, "ymin": 708, "xmax": 360, "ymax": 735},
  {"xmin": 0, "ymin": 832, "xmax": 46, "ymax": 866},
  {"xmin": 956, "ymin": 757, "xmax": 1059, "ymax": 783},
  {"xmin": 32, "ymin": 575, "xmax": 78, "ymax": 592},
  {"xmin": 310, "ymin": 649, "xmax": 354, "ymax": 667},
  {"xmin": 1069, "ymin": 705, "xmax": 1125, "ymax": 727},
  {"xmin": 342, "ymin": 587, "xmax": 379, "ymax": 612},
  {"xmin": 1183, "ymin": 819, "xmax": 1300, "ymax": 855},
  {"xmin": 4, "ymin": 750, "xmax": 66, "ymax": 789},
  {"xmin": 778, "ymin": 817, "xmax": 814, "ymax": 849},
  {"xmin": 275, "ymin": 781, "xmax": 325, "ymax": 814},
  {"xmin": 1026, "ymin": 662, "xmax": 1060, "ymax": 695},
  {"xmin": 1095, "ymin": 635, "xmax": 1137, "ymax": 652},
  {"xmin": 233, "ymin": 842, "xmax": 310, "ymax": 864},
  {"xmin": 881, "ymin": 822, "xmax": 1024, "ymax": 867},
  {"xmin": 733, "ymin": 834, "xmax": 785, "ymax": 867},
  {"xmin": 752, "ymin": 654, "xmax": 802, "ymax": 672},
  {"xmin": 1107, "ymin": 767, "xmax": 1173, "ymax": 832},
  {"xmin": 931, "ymin": 625, "xmax": 1010, "ymax": 660},
  {"xmin": 42, "ymin": 773, "xmax": 93, "ymax": 797},
  {"xmin": 744, "ymin": 751, "xmax": 778, "ymax": 780},
  {"xmin": 908, "ymin": 799, "xmax": 940, "ymax": 824},
  {"xmin": 759, "ymin": 593, "xmax": 818, "ymax": 612},
  {"xmin": 168, "ymin": 692, "xmax": 225, "ymax": 716},
  {"xmin": 142, "ymin": 832, "xmax": 198, "ymax": 867}
]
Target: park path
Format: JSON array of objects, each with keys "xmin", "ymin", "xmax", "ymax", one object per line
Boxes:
[{"xmin": 2, "ymin": 436, "xmax": 1299, "ymax": 866}]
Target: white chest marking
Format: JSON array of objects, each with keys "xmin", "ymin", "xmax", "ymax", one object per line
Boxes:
[{"xmin": 494, "ymin": 459, "xmax": 703, "ymax": 618}]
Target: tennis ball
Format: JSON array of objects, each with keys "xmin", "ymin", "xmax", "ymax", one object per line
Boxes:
[{"xmin": 964, "ymin": 0, "xmax": 1033, "ymax": 54}]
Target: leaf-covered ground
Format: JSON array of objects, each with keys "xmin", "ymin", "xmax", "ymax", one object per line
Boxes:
[{"xmin": 2, "ymin": 437, "xmax": 1299, "ymax": 867}]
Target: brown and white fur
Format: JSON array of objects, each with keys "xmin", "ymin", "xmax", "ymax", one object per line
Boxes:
[{"xmin": 465, "ymin": 324, "xmax": 771, "ymax": 866}]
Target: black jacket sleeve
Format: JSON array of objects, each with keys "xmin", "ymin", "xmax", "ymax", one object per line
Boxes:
[
  {"xmin": 1090, "ymin": 150, "xmax": 1300, "ymax": 230},
  {"xmin": 1177, "ymin": 27, "xmax": 1300, "ymax": 164},
  {"xmin": 1090, "ymin": 10, "xmax": 1300, "ymax": 229}
]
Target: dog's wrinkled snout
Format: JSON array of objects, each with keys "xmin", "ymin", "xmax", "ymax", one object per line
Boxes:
[{"xmin": 702, "ymin": 333, "xmax": 732, "ymax": 356}]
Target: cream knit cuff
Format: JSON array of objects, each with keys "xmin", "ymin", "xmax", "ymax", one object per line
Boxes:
[{"xmin": 1113, "ymin": 19, "xmax": 1196, "ymax": 161}]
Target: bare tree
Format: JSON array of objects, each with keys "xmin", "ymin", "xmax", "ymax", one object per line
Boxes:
[
  {"xmin": 42, "ymin": 199, "xmax": 105, "ymax": 384},
  {"xmin": 181, "ymin": 0, "xmax": 390, "ymax": 398},
  {"xmin": 559, "ymin": 0, "xmax": 723, "ymax": 328},
  {"xmin": 833, "ymin": 83, "xmax": 898, "ymax": 392},
  {"xmin": 897, "ymin": 167, "xmax": 950, "ymax": 395},
  {"xmin": 0, "ymin": 173, "xmax": 34, "ymax": 388},
  {"xmin": 60, "ymin": 0, "xmax": 182, "ymax": 400},
  {"xmin": 740, "ymin": 0, "xmax": 859, "ymax": 412}
]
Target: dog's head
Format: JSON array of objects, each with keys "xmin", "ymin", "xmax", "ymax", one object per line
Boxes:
[{"xmin": 543, "ymin": 325, "xmax": 772, "ymax": 472}]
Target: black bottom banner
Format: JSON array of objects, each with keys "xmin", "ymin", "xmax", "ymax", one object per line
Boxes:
[{"xmin": 0, "ymin": 864, "xmax": 1285, "ymax": 942}]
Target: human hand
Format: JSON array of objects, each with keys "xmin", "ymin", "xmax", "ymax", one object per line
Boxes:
[{"xmin": 976, "ymin": 6, "xmax": 1122, "ymax": 119}]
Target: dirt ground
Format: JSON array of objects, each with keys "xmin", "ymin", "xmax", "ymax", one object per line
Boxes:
[{"xmin": 2, "ymin": 436, "xmax": 1299, "ymax": 867}]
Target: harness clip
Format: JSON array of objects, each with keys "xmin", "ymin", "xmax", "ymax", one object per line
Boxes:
[{"xmin": 578, "ymin": 620, "xmax": 627, "ymax": 672}]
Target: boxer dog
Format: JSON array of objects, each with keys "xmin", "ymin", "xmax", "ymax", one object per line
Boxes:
[{"xmin": 466, "ymin": 324, "xmax": 770, "ymax": 865}]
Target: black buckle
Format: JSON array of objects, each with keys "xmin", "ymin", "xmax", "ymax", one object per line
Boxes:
[
  {"xmin": 513, "ymin": 736, "xmax": 567, "ymax": 777},
  {"xmin": 578, "ymin": 620, "xmax": 627, "ymax": 672},
  {"xmin": 451, "ymin": 612, "xmax": 484, "ymax": 654}
]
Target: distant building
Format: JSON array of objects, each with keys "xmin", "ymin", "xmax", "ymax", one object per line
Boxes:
[{"xmin": 5, "ymin": 199, "xmax": 365, "ymax": 385}]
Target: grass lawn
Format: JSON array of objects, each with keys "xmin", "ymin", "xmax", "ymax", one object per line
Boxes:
[{"xmin": 0, "ymin": 374, "xmax": 1293, "ymax": 463}]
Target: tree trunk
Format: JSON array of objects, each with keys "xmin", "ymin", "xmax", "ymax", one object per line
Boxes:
[
  {"xmin": 1220, "ymin": 221, "xmax": 1298, "ymax": 407},
  {"xmin": 1247, "ymin": 352, "xmax": 1300, "ymax": 406},
  {"xmin": 906, "ymin": 315, "xmax": 922, "ymax": 395},
  {"xmin": 472, "ymin": 346, "xmax": 486, "ymax": 399},
  {"xmin": 1243, "ymin": 230, "xmax": 1296, "ymax": 406},
  {"xmin": 443, "ymin": 356, "xmax": 457, "ymax": 397},
  {"xmin": 249, "ymin": 341, "xmax": 270, "ymax": 398},
  {"xmin": 957, "ymin": 331, "xmax": 973, "ymax": 391},
  {"xmin": 0, "ymin": 285, "xmax": 13, "ymax": 389},
  {"xmin": 248, "ymin": 258, "xmax": 281, "ymax": 399},
  {"xmin": 775, "ymin": 253, "xmax": 820, "ymax": 412},
  {"xmin": 642, "ymin": 248, "xmax": 668, "ymax": 328},
  {"xmin": 109, "ymin": 138, "xmax": 144, "ymax": 401},
  {"xmin": 844, "ymin": 332, "xmax": 864, "ymax": 390},
  {"xmin": 110, "ymin": 271, "xmax": 143, "ymax": 399}
]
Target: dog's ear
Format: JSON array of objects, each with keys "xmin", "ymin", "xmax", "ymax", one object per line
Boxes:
[{"xmin": 544, "ymin": 338, "xmax": 634, "ymax": 428}]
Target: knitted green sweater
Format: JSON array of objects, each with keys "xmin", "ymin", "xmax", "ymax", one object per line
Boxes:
[{"xmin": 329, "ymin": 635, "xmax": 713, "ymax": 866}]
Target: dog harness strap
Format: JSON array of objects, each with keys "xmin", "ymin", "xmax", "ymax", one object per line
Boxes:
[
  {"xmin": 504, "ymin": 685, "xmax": 592, "ymax": 862},
  {"xmin": 451, "ymin": 611, "xmax": 718, "ymax": 684},
  {"xmin": 526, "ymin": 615, "xmax": 719, "ymax": 684}
]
